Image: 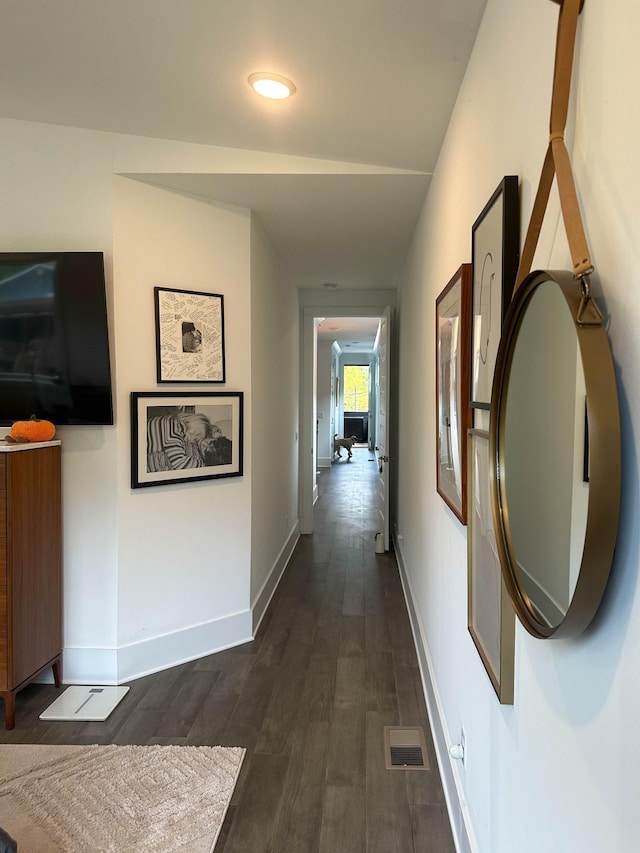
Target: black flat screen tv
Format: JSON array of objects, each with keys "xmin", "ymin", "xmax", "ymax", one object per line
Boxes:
[{"xmin": 0, "ymin": 251, "xmax": 114, "ymax": 426}]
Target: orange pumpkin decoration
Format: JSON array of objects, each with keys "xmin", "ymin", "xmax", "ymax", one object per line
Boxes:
[{"xmin": 6, "ymin": 415, "xmax": 56, "ymax": 443}]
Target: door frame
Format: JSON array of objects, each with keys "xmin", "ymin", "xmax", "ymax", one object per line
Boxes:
[
  {"xmin": 373, "ymin": 305, "xmax": 391, "ymax": 550},
  {"xmin": 299, "ymin": 298, "xmax": 394, "ymax": 534}
]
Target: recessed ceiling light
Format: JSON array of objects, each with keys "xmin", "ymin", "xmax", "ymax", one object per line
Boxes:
[
  {"xmin": 322, "ymin": 282, "xmax": 338, "ymax": 290},
  {"xmin": 248, "ymin": 72, "xmax": 296, "ymax": 100}
]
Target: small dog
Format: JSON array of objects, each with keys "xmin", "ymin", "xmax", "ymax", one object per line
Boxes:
[{"xmin": 333, "ymin": 434, "xmax": 358, "ymax": 460}]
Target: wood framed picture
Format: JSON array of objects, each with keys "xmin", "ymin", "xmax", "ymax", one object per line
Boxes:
[
  {"xmin": 131, "ymin": 391, "xmax": 243, "ymax": 489},
  {"xmin": 470, "ymin": 176, "xmax": 519, "ymax": 409},
  {"xmin": 467, "ymin": 428, "xmax": 515, "ymax": 704},
  {"xmin": 154, "ymin": 287, "xmax": 226, "ymax": 383},
  {"xmin": 436, "ymin": 264, "xmax": 472, "ymax": 524}
]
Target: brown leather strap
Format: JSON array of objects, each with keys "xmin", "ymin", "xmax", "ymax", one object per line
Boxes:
[{"xmin": 515, "ymin": 0, "xmax": 592, "ymax": 289}]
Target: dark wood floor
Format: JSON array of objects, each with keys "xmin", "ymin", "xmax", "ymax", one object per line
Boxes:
[{"xmin": 1, "ymin": 448, "xmax": 455, "ymax": 852}]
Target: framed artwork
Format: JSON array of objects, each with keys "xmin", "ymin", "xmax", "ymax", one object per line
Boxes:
[
  {"xmin": 131, "ymin": 391, "xmax": 243, "ymax": 489},
  {"xmin": 435, "ymin": 264, "xmax": 472, "ymax": 524},
  {"xmin": 154, "ymin": 287, "xmax": 226, "ymax": 383},
  {"xmin": 470, "ymin": 176, "xmax": 519, "ymax": 409},
  {"xmin": 467, "ymin": 429, "xmax": 515, "ymax": 704}
]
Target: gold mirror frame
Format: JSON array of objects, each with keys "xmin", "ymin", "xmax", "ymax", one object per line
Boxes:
[{"xmin": 489, "ymin": 270, "xmax": 621, "ymax": 638}]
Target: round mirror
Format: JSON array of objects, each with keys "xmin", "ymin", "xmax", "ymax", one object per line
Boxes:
[{"xmin": 489, "ymin": 270, "xmax": 621, "ymax": 638}]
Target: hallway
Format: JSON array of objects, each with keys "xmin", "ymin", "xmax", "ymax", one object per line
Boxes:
[{"xmin": 1, "ymin": 448, "xmax": 454, "ymax": 852}]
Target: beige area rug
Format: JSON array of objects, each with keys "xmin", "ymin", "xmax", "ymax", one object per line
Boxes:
[{"xmin": 0, "ymin": 743, "xmax": 245, "ymax": 852}]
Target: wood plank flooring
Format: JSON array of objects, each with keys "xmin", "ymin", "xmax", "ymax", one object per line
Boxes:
[{"xmin": 0, "ymin": 447, "xmax": 455, "ymax": 852}]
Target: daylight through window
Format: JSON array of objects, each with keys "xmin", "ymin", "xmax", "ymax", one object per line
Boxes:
[{"xmin": 343, "ymin": 365, "xmax": 369, "ymax": 412}]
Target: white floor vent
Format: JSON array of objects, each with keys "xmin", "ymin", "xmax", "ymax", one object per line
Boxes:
[{"xmin": 384, "ymin": 725, "xmax": 429, "ymax": 770}]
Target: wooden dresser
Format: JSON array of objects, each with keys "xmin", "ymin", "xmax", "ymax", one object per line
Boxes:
[{"xmin": 0, "ymin": 441, "xmax": 62, "ymax": 729}]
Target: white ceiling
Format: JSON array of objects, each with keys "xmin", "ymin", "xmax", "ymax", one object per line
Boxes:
[
  {"xmin": 0, "ymin": 0, "xmax": 487, "ymax": 291},
  {"xmin": 317, "ymin": 316, "xmax": 381, "ymax": 354}
]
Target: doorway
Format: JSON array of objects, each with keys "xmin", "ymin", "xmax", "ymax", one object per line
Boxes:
[
  {"xmin": 299, "ymin": 300, "xmax": 393, "ymax": 536},
  {"xmin": 343, "ymin": 364, "xmax": 370, "ymax": 443}
]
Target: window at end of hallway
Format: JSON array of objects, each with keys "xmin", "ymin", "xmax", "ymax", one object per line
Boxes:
[{"xmin": 343, "ymin": 365, "xmax": 369, "ymax": 412}]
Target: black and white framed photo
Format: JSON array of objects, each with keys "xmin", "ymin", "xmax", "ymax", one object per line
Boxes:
[
  {"xmin": 131, "ymin": 391, "xmax": 243, "ymax": 488},
  {"xmin": 154, "ymin": 287, "xmax": 225, "ymax": 383},
  {"xmin": 467, "ymin": 429, "xmax": 515, "ymax": 703},
  {"xmin": 436, "ymin": 263, "xmax": 472, "ymax": 524},
  {"xmin": 470, "ymin": 176, "xmax": 519, "ymax": 409}
]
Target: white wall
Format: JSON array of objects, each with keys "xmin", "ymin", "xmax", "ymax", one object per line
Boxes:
[
  {"xmin": 249, "ymin": 216, "xmax": 300, "ymax": 623},
  {"xmin": 396, "ymin": 0, "xmax": 640, "ymax": 851},
  {"xmin": 112, "ymin": 177, "xmax": 253, "ymax": 681},
  {"xmin": 0, "ymin": 117, "xmax": 305, "ymax": 683},
  {"xmin": 0, "ymin": 120, "xmax": 121, "ymax": 680}
]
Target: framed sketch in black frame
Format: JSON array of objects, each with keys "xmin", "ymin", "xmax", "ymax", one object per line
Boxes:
[
  {"xmin": 154, "ymin": 286, "xmax": 225, "ymax": 383},
  {"xmin": 131, "ymin": 391, "xmax": 243, "ymax": 488},
  {"xmin": 467, "ymin": 428, "xmax": 515, "ymax": 703},
  {"xmin": 436, "ymin": 264, "xmax": 472, "ymax": 524},
  {"xmin": 470, "ymin": 176, "xmax": 519, "ymax": 409}
]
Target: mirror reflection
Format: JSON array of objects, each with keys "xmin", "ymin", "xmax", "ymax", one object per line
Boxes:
[{"xmin": 502, "ymin": 280, "xmax": 588, "ymax": 629}]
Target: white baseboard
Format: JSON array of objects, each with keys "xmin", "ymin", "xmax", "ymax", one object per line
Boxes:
[
  {"xmin": 39, "ymin": 647, "xmax": 119, "ymax": 686},
  {"xmin": 518, "ymin": 561, "xmax": 565, "ymax": 626},
  {"xmin": 55, "ymin": 610, "xmax": 252, "ymax": 685},
  {"xmin": 252, "ymin": 520, "xmax": 300, "ymax": 634},
  {"xmin": 116, "ymin": 609, "xmax": 253, "ymax": 683},
  {"xmin": 54, "ymin": 525, "xmax": 301, "ymax": 688},
  {"xmin": 318, "ymin": 456, "xmax": 332, "ymax": 468},
  {"xmin": 393, "ymin": 531, "xmax": 477, "ymax": 853}
]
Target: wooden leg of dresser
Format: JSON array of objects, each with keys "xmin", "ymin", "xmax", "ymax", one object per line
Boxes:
[
  {"xmin": 2, "ymin": 692, "xmax": 16, "ymax": 730},
  {"xmin": 52, "ymin": 658, "xmax": 62, "ymax": 688}
]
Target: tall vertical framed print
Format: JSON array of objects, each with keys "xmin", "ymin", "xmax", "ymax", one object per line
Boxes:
[
  {"xmin": 467, "ymin": 428, "xmax": 515, "ymax": 703},
  {"xmin": 470, "ymin": 176, "xmax": 519, "ymax": 409},
  {"xmin": 436, "ymin": 264, "xmax": 472, "ymax": 524}
]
